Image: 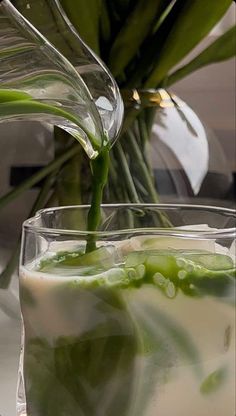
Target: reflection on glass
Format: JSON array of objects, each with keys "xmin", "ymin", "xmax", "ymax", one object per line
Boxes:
[{"xmin": 152, "ymin": 95, "xmax": 209, "ymax": 195}]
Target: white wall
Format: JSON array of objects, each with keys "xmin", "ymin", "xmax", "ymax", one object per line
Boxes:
[
  {"xmin": 172, "ymin": 7, "xmax": 236, "ymax": 172},
  {"xmin": 173, "ymin": 56, "xmax": 235, "ymax": 171}
]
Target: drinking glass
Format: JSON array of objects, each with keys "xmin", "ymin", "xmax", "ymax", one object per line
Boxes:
[{"xmin": 18, "ymin": 204, "xmax": 235, "ymax": 416}]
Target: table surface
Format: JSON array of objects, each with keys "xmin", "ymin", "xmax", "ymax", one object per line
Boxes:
[{"xmin": 0, "ymin": 311, "xmax": 21, "ymax": 416}]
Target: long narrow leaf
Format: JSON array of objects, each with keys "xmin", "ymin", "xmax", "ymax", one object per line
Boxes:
[
  {"xmin": 0, "ymin": 89, "xmax": 32, "ymax": 102},
  {"xmin": 111, "ymin": 0, "xmax": 132, "ymax": 14},
  {"xmin": 145, "ymin": 0, "xmax": 232, "ymax": 87},
  {"xmin": 105, "ymin": 0, "xmax": 134, "ymax": 24},
  {"xmin": 103, "ymin": 0, "xmax": 136, "ymax": 46},
  {"xmin": 153, "ymin": 0, "xmax": 178, "ymax": 33},
  {"xmin": 59, "ymin": 0, "xmax": 101, "ymax": 54},
  {"xmin": 14, "ymin": 0, "xmax": 72, "ymax": 56},
  {"xmin": 166, "ymin": 25, "xmax": 236, "ymax": 86},
  {"xmin": 100, "ymin": 1, "xmax": 111, "ymax": 43},
  {"xmin": 126, "ymin": 0, "xmax": 187, "ymax": 87},
  {"xmin": 108, "ymin": 0, "xmax": 164, "ymax": 76}
]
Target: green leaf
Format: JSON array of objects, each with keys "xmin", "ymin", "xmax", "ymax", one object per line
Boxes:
[
  {"xmin": 166, "ymin": 25, "xmax": 236, "ymax": 86},
  {"xmin": 14, "ymin": 0, "xmax": 72, "ymax": 57},
  {"xmin": 0, "ymin": 89, "xmax": 32, "ymax": 103},
  {"xmin": 145, "ymin": 0, "xmax": 232, "ymax": 87},
  {"xmin": 200, "ymin": 367, "xmax": 227, "ymax": 394},
  {"xmin": 108, "ymin": 0, "xmax": 164, "ymax": 76},
  {"xmin": 110, "ymin": 0, "xmax": 132, "ymax": 15},
  {"xmin": 125, "ymin": 0, "xmax": 189, "ymax": 87},
  {"xmin": 100, "ymin": 1, "xmax": 111, "ymax": 43},
  {"xmin": 105, "ymin": 0, "xmax": 134, "ymax": 24},
  {"xmin": 59, "ymin": 0, "xmax": 102, "ymax": 54}
]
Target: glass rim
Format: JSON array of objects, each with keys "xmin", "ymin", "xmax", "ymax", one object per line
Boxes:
[{"xmin": 22, "ymin": 203, "xmax": 236, "ymax": 239}]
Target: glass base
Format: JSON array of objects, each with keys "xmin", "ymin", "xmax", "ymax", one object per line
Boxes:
[
  {"xmin": 17, "ymin": 368, "xmax": 27, "ymax": 416},
  {"xmin": 17, "ymin": 327, "xmax": 26, "ymax": 416}
]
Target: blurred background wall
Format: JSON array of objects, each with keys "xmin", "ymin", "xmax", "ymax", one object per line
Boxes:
[{"xmin": 174, "ymin": 5, "xmax": 235, "ymax": 177}]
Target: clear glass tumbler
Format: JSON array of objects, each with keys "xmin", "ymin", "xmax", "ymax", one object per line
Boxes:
[{"xmin": 18, "ymin": 204, "xmax": 235, "ymax": 416}]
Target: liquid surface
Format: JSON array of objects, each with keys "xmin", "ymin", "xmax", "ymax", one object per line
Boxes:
[{"xmin": 18, "ymin": 237, "xmax": 236, "ymax": 416}]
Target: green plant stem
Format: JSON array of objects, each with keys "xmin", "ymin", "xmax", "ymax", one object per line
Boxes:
[
  {"xmin": 0, "ymin": 172, "xmax": 56, "ymax": 289},
  {"xmin": 126, "ymin": 128, "xmax": 172, "ymax": 227},
  {"xmin": 121, "ymin": 107, "xmax": 142, "ymax": 135},
  {"xmin": 136, "ymin": 114, "xmax": 154, "ymax": 173},
  {"xmin": 137, "ymin": 114, "xmax": 149, "ymax": 146},
  {"xmin": 127, "ymin": 131, "xmax": 159, "ymax": 203},
  {"xmin": 0, "ymin": 144, "xmax": 80, "ymax": 211},
  {"xmin": 107, "ymin": 154, "xmax": 124, "ymax": 202},
  {"xmin": 143, "ymin": 108, "xmax": 157, "ymax": 139},
  {"xmin": 114, "ymin": 143, "xmax": 140, "ymax": 203}
]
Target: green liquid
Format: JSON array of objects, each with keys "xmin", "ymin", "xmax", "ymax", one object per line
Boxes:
[
  {"xmin": 0, "ymin": 90, "xmax": 101, "ymax": 151},
  {"xmin": 86, "ymin": 147, "xmax": 110, "ymax": 251},
  {"xmin": 20, "ymin": 246, "xmax": 235, "ymax": 416}
]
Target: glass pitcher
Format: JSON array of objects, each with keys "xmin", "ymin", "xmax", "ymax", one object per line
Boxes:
[{"xmin": 0, "ymin": 0, "xmax": 123, "ymax": 158}]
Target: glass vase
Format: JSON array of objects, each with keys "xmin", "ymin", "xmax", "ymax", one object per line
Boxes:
[
  {"xmin": 18, "ymin": 204, "xmax": 235, "ymax": 416},
  {"xmin": 116, "ymin": 89, "xmax": 233, "ymax": 206}
]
